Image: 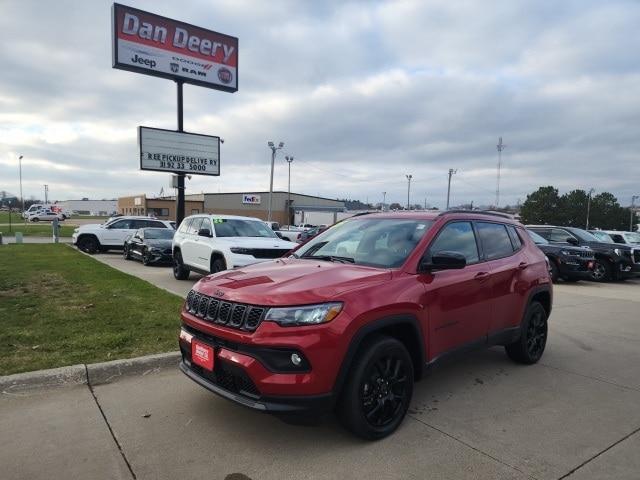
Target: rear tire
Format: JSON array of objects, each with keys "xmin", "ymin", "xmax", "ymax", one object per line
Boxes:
[
  {"xmin": 77, "ymin": 236, "xmax": 100, "ymax": 255},
  {"xmin": 505, "ymin": 302, "xmax": 548, "ymax": 364},
  {"xmin": 337, "ymin": 336, "xmax": 413, "ymax": 440},
  {"xmin": 548, "ymin": 259, "xmax": 559, "ymax": 283},
  {"xmin": 173, "ymin": 251, "xmax": 190, "ymax": 280},
  {"xmin": 32, "ymin": 217, "xmax": 39, "ymax": 222}
]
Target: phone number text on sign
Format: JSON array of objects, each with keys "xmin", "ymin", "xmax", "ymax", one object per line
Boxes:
[{"xmin": 138, "ymin": 126, "xmax": 220, "ymax": 176}]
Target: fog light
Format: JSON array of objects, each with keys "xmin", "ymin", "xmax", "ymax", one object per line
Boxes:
[{"xmin": 291, "ymin": 353, "xmax": 302, "ymax": 366}]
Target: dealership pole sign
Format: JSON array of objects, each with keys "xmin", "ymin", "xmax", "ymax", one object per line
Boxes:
[
  {"xmin": 139, "ymin": 127, "xmax": 220, "ymax": 176},
  {"xmin": 112, "ymin": 3, "xmax": 238, "ymax": 92}
]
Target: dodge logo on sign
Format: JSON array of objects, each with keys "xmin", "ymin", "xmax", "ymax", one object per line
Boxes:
[{"xmin": 112, "ymin": 3, "xmax": 238, "ymax": 92}]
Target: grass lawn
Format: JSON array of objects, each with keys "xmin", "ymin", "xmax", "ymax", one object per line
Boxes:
[
  {"xmin": 0, "ymin": 244, "xmax": 183, "ymax": 375},
  {"xmin": 0, "ymin": 224, "xmax": 75, "ymax": 237}
]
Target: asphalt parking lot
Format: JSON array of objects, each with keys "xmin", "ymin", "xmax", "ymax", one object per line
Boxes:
[{"xmin": 2, "ymin": 251, "xmax": 640, "ymax": 480}]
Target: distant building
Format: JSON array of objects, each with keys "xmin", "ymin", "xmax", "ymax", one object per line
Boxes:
[
  {"xmin": 55, "ymin": 199, "xmax": 117, "ymax": 216},
  {"xmin": 118, "ymin": 191, "xmax": 345, "ymax": 225}
]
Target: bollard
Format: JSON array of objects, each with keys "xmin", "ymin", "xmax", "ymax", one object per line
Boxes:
[
  {"xmin": 52, "ymin": 217, "xmax": 60, "ymax": 244},
  {"xmin": 15, "ymin": 232, "xmax": 23, "ymax": 244}
]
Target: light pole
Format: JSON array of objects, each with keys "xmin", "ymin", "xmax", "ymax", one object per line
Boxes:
[
  {"xmin": 382, "ymin": 191, "xmax": 387, "ymax": 211},
  {"xmin": 495, "ymin": 137, "xmax": 506, "ymax": 207},
  {"xmin": 631, "ymin": 195, "xmax": 639, "ymax": 231},
  {"xmin": 405, "ymin": 175, "xmax": 412, "ymax": 210},
  {"xmin": 586, "ymin": 188, "xmax": 595, "ymax": 230},
  {"xmin": 267, "ymin": 141, "xmax": 284, "ymax": 222},
  {"xmin": 285, "ymin": 155, "xmax": 294, "ymax": 225},
  {"xmin": 44, "ymin": 184, "xmax": 48, "ymax": 204},
  {"xmin": 18, "ymin": 155, "xmax": 24, "ymax": 214},
  {"xmin": 446, "ymin": 168, "xmax": 457, "ymax": 210}
]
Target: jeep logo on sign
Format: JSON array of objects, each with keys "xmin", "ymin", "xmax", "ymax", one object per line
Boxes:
[
  {"xmin": 218, "ymin": 68, "xmax": 232, "ymax": 84},
  {"xmin": 170, "ymin": 62, "xmax": 179, "ymax": 73}
]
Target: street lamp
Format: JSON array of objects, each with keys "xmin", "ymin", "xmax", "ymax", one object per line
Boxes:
[
  {"xmin": 382, "ymin": 191, "xmax": 387, "ymax": 211},
  {"xmin": 631, "ymin": 195, "xmax": 640, "ymax": 231},
  {"xmin": 586, "ymin": 188, "xmax": 595, "ymax": 230},
  {"xmin": 267, "ymin": 141, "xmax": 284, "ymax": 222},
  {"xmin": 285, "ymin": 155, "xmax": 294, "ymax": 225},
  {"xmin": 18, "ymin": 155, "xmax": 24, "ymax": 217},
  {"xmin": 406, "ymin": 175, "xmax": 412, "ymax": 210}
]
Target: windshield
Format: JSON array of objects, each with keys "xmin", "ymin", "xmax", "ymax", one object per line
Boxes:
[
  {"xmin": 295, "ymin": 218, "xmax": 434, "ymax": 268},
  {"xmin": 527, "ymin": 229, "xmax": 548, "ymax": 245},
  {"xmin": 568, "ymin": 228, "xmax": 601, "ymax": 242},
  {"xmin": 144, "ymin": 229, "xmax": 174, "ymax": 240},
  {"xmin": 589, "ymin": 231, "xmax": 614, "ymax": 243},
  {"xmin": 213, "ymin": 219, "xmax": 278, "ymax": 238},
  {"xmin": 623, "ymin": 232, "xmax": 640, "ymax": 244}
]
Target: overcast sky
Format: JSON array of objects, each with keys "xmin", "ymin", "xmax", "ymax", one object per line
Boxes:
[{"xmin": 1, "ymin": 0, "xmax": 638, "ymax": 208}]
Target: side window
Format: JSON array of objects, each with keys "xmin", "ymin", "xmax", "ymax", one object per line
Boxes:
[
  {"xmin": 187, "ymin": 218, "xmax": 203, "ymax": 235},
  {"xmin": 610, "ymin": 234, "xmax": 624, "ymax": 243},
  {"xmin": 531, "ymin": 228, "xmax": 551, "ymax": 240},
  {"xmin": 428, "ymin": 221, "xmax": 479, "ymax": 264},
  {"xmin": 110, "ymin": 219, "xmax": 132, "ymax": 229},
  {"xmin": 178, "ymin": 218, "xmax": 193, "ymax": 233},
  {"xmin": 550, "ymin": 228, "xmax": 572, "ymax": 243},
  {"xmin": 200, "ymin": 218, "xmax": 213, "ymax": 234},
  {"xmin": 148, "ymin": 221, "xmax": 166, "ymax": 228},
  {"xmin": 131, "ymin": 220, "xmax": 148, "ymax": 229},
  {"xmin": 476, "ymin": 222, "xmax": 514, "ymax": 260},
  {"xmin": 506, "ymin": 225, "xmax": 523, "ymax": 251}
]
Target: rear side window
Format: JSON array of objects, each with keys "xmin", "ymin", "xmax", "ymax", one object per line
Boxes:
[
  {"xmin": 506, "ymin": 226, "xmax": 523, "ymax": 250},
  {"xmin": 147, "ymin": 220, "xmax": 166, "ymax": 228},
  {"xmin": 476, "ymin": 222, "xmax": 514, "ymax": 260},
  {"xmin": 428, "ymin": 221, "xmax": 479, "ymax": 264},
  {"xmin": 110, "ymin": 219, "xmax": 132, "ymax": 229}
]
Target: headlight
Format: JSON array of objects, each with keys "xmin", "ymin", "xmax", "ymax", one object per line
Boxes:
[
  {"xmin": 613, "ymin": 248, "xmax": 622, "ymax": 256},
  {"xmin": 230, "ymin": 247, "xmax": 251, "ymax": 254},
  {"xmin": 148, "ymin": 247, "xmax": 162, "ymax": 253},
  {"xmin": 560, "ymin": 250, "xmax": 573, "ymax": 256},
  {"xmin": 264, "ymin": 302, "xmax": 343, "ymax": 327}
]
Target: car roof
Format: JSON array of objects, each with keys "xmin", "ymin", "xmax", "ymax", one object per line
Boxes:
[
  {"xmin": 353, "ymin": 210, "xmax": 520, "ymax": 224},
  {"xmin": 187, "ymin": 214, "xmax": 262, "ymax": 221}
]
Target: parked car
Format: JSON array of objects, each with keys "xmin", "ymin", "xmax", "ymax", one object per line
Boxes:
[
  {"xmin": 172, "ymin": 214, "xmax": 298, "ymax": 279},
  {"xmin": 297, "ymin": 225, "xmax": 328, "ymax": 243},
  {"xmin": 123, "ymin": 228, "xmax": 175, "ymax": 265},
  {"xmin": 592, "ymin": 230, "xmax": 640, "ymax": 246},
  {"xmin": 527, "ymin": 225, "xmax": 640, "ymax": 281},
  {"xmin": 72, "ymin": 216, "xmax": 174, "ymax": 254},
  {"xmin": 28, "ymin": 209, "xmax": 64, "ymax": 222},
  {"xmin": 526, "ymin": 229, "xmax": 594, "ymax": 282},
  {"xmin": 276, "ymin": 225, "xmax": 305, "ymax": 242},
  {"xmin": 179, "ymin": 211, "xmax": 552, "ymax": 439}
]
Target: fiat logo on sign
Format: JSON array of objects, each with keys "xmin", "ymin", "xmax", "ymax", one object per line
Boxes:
[{"xmin": 218, "ymin": 68, "xmax": 232, "ymax": 84}]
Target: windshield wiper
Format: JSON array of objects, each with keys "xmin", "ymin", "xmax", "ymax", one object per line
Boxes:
[{"xmin": 302, "ymin": 255, "xmax": 355, "ymax": 264}]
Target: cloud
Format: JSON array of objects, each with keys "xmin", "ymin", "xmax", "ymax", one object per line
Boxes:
[{"xmin": 0, "ymin": 0, "xmax": 639, "ymax": 208}]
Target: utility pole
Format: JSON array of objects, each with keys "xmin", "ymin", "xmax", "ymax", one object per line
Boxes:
[
  {"xmin": 285, "ymin": 155, "xmax": 294, "ymax": 225},
  {"xmin": 18, "ymin": 155, "xmax": 24, "ymax": 215},
  {"xmin": 382, "ymin": 191, "xmax": 387, "ymax": 211},
  {"xmin": 446, "ymin": 169, "xmax": 457, "ymax": 210},
  {"xmin": 267, "ymin": 141, "xmax": 284, "ymax": 222},
  {"xmin": 631, "ymin": 195, "xmax": 639, "ymax": 231},
  {"xmin": 495, "ymin": 137, "xmax": 506, "ymax": 207},
  {"xmin": 44, "ymin": 184, "xmax": 48, "ymax": 204},
  {"xmin": 405, "ymin": 175, "xmax": 412, "ymax": 210},
  {"xmin": 175, "ymin": 80, "xmax": 185, "ymax": 226},
  {"xmin": 586, "ymin": 188, "xmax": 595, "ymax": 230}
]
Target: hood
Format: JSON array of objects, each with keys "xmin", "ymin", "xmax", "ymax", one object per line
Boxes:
[
  {"xmin": 146, "ymin": 239, "xmax": 173, "ymax": 248},
  {"xmin": 538, "ymin": 243, "xmax": 592, "ymax": 254},
  {"xmin": 217, "ymin": 236, "xmax": 298, "ymax": 249},
  {"xmin": 583, "ymin": 241, "xmax": 633, "ymax": 251},
  {"xmin": 76, "ymin": 223, "xmax": 105, "ymax": 231},
  {"xmin": 195, "ymin": 258, "xmax": 391, "ymax": 305}
]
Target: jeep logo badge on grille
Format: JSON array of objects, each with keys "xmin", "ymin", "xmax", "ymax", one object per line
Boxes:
[{"xmin": 214, "ymin": 290, "xmax": 225, "ymax": 297}]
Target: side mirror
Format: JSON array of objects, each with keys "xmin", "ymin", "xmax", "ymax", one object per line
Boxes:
[
  {"xmin": 198, "ymin": 228, "xmax": 212, "ymax": 238},
  {"xmin": 419, "ymin": 251, "xmax": 467, "ymax": 272},
  {"xmin": 566, "ymin": 237, "xmax": 579, "ymax": 246}
]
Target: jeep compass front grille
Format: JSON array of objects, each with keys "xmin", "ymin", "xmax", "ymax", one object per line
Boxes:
[{"xmin": 186, "ymin": 290, "xmax": 266, "ymax": 332}]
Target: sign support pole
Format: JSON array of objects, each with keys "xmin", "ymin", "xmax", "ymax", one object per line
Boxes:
[{"xmin": 176, "ymin": 80, "xmax": 185, "ymax": 226}]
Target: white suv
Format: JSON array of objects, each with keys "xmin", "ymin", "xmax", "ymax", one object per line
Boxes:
[
  {"xmin": 72, "ymin": 216, "xmax": 174, "ymax": 254},
  {"xmin": 172, "ymin": 214, "xmax": 298, "ymax": 279}
]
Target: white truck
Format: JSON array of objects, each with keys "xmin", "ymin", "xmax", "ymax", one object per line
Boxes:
[{"xmin": 172, "ymin": 214, "xmax": 298, "ymax": 279}]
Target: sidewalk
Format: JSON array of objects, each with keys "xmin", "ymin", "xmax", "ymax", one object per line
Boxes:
[{"xmin": 0, "ymin": 236, "xmax": 72, "ymax": 244}]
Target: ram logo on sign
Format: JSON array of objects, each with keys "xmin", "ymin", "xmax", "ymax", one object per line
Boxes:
[
  {"xmin": 112, "ymin": 3, "xmax": 238, "ymax": 92},
  {"xmin": 242, "ymin": 194, "xmax": 261, "ymax": 205}
]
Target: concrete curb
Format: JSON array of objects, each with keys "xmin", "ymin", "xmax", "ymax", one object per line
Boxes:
[{"xmin": 0, "ymin": 351, "xmax": 180, "ymax": 394}]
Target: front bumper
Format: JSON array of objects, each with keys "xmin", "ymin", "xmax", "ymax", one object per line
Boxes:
[
  {"xmin": 558, "ymin": 257, "xmax": 594, "ymax": 279},
  {"xmin": 619, "ymin": 261, "xmax": 640, "ymax": 277},
  {"xmin": 146, "ymin": 249, "xmax": 173, "ymax": 263},
  {"xmin": 178, "ymin": 327, "xmax": 335, "ymax": 414}
]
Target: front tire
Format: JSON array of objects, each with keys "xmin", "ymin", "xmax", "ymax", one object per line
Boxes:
[
  {"xmin": 123, "ymin": 245, "xmax": 131, "ymax": 260},
  {"xmin": 548, "ymin": 259, "xmax": 559, "ymax": 283},
  {"xmin": 591, "ymin": 260, "xmax": 612, "ymax": 282},
  {"xmin": 337, "ymin": 336, "xmax": 413, "ymax": 440},
  {"xmin": 173, "ymin": 251, "xmax": 190, "ymax": 280},
  {"xmin": 142, "ymin": 249, "xmax": 152, "ymax": 266},
  {"xmin": 211, "ymin": 257, "xmax": 226, "ymax": 273},
  {"xmin": 505, "ymin": 301, "xmax": 548, "ymax": 364}
]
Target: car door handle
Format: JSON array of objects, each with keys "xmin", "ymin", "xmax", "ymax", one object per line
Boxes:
[
  {"xmin": 518, "ymin": 262, "xmax": 529, "ymax": 270},
  {"xmin": 474, "ymin": 272, "xmax": 490, "ymax": 280}
]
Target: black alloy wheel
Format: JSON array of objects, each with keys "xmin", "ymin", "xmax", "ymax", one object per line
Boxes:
[
  {"xmin": 505, "ymin": 301, "xmax": 548, "ymax": 364},
  {"xmin": 548, "ymin": 259, "xmax": 559, "ymax": 282},
  {"xmin": 123, "ymin": 245, "xmax": 131, "ymax": 260},
  {"xmin": 361, "ymin": 356, "xmax": 410, "ymax": 428},
  {"xmin": 78, "ymin": 236, "xmax": 99, "ymax": 255},
  {"xmin": 173, "ymin": 251, "xmax": 190, "ymax": 280},
  {"xmin": 142, "ymin": 249, "xmax": 151, "ymax": 266},
  {"xmin": 591, "ymin": 260, "xmax": 611, "ymax": 282}
]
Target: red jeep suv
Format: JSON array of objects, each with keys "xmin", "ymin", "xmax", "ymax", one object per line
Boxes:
[{"xmin": 179, "ymin": 211, "xmax": 552, "ymax": 439}]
